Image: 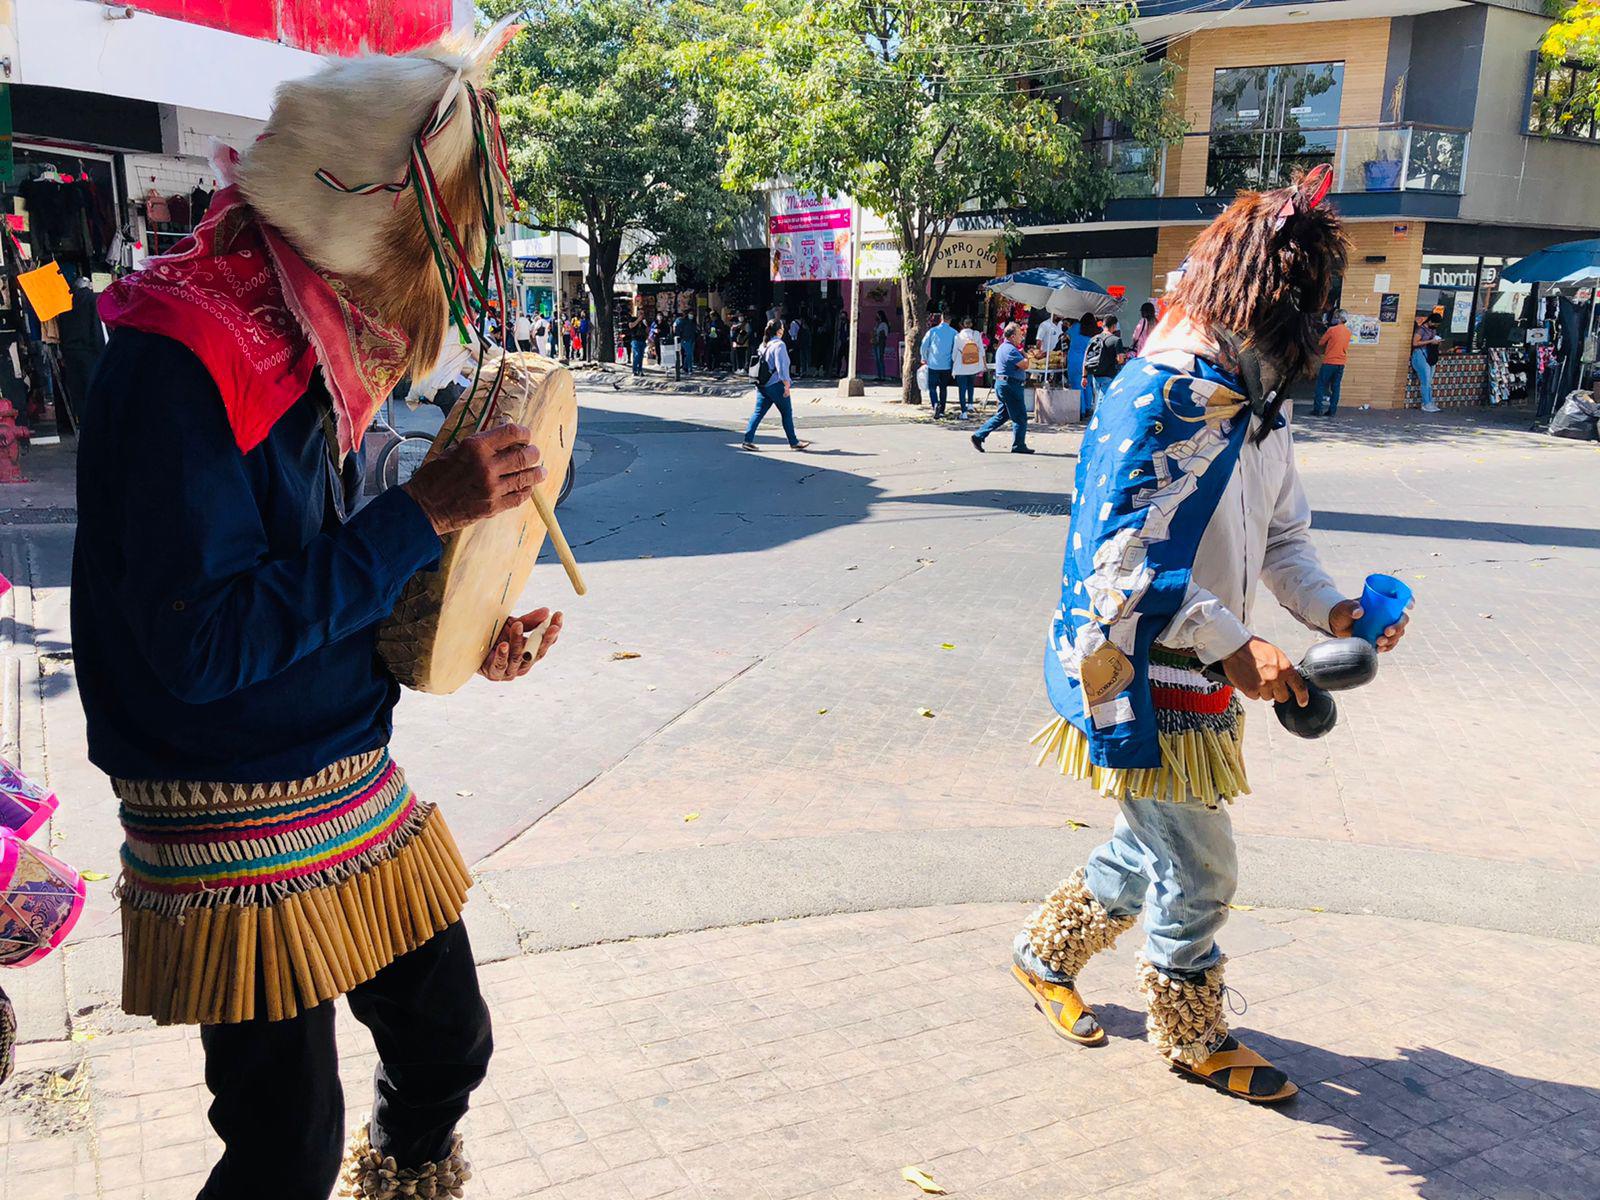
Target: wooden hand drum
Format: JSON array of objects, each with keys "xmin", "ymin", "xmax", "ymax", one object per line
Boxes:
[{"xmin": 378, "ymin": 352, "xmax": 579, "ymax": 694}]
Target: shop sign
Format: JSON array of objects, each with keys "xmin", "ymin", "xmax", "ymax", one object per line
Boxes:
[
  {"xmin": 517, "ymin": 255, "xmax": 555, "ymax": 289},
  {"xmin": 1421, "ymin": 264, "xmax": 1488, "ymax": 290},
  {"xmin": 1379, "ymin": 293, "xmax": 1400, "ymax": 322},
  {"xmin": 858, "ymin": 237, "xmax": 899, "ymax": 280},
  {"xmin": 854, "ymin": 234, "xmax": 1003, "ymax": 280},
  {"xmin": 1450, "ymin": 292, "xmax": 1473, "ymax": 333},
  {"xmin": 931, "ymin": 235, "xmax": 1003, "ymax": 278}
]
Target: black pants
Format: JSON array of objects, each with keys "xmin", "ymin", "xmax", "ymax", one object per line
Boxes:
[{"xmin": 198, "ymin": 921, "xmax": 492, "ymax": 1200}]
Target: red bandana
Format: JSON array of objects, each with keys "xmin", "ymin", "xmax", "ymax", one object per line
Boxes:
[{"xmin": 98, "ymin": 174, "xmax": 409, "ymax": 456}]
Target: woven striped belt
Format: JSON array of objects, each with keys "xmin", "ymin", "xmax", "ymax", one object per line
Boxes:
[{"xmin": 115, "ymin": 750, "xmax": 471, "ymax": 1025}]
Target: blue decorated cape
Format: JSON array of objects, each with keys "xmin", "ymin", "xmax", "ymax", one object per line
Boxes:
[{"xmin": 1043, "ymin": 356, "xmax": 1252, "ymax": 769}]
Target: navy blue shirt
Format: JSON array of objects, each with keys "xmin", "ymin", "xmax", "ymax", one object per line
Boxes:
[
  {"xmin": 72, "ymin": 330, "xmax": 442, "ymax": 783},
  {"xmin": 996, "ymin": 340, "xmax": 1028, "ymax": 384}
]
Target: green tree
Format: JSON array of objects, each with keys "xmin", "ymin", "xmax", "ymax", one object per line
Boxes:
[
  {"xmin": 488, "ymin": 0, "xmax": 749, "ymax": 361},
  {"xmin": 1542, "ymin": 2, "xmax": 1600, "ymax": 129},
  {"xmin": 693, "ymin": 0, "xmax": 1178, "ymax": 400}
]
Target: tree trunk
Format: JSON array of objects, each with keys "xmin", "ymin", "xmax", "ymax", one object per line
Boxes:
[
  {"xmin": 586, "ymin": 234, "xmax": 624, "ymax": 367},
  {"xmin": 899, "ymin": 274, "xmax": 931, "ymax": 405}
]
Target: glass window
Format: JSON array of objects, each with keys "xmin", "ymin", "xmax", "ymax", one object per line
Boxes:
[
  {"xmin": 1207, "ymin": 62, "xmax": 1344, "ymax": 195},
  {"xmin": 1527, "ymin": 57, "xmax": 1600, "ymax": 143}
]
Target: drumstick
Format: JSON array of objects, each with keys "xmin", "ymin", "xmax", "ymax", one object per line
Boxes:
[{"xmin": 530, "ymin": 487, "xmax": 586, "ymax": 596}]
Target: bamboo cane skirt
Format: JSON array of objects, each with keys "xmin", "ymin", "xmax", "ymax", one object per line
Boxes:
[{"xmin": 114, "ymin": 749, "xmax": 471, "ymax": 1025}]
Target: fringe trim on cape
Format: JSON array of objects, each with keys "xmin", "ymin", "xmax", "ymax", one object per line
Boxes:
[
  {"xmin": 118, "ymin": 806, "xmax": 471, "ymax": 1026},
  {"xmin": 1029, "ymin": 707, "xmax": 1250, "ymax": 806}
]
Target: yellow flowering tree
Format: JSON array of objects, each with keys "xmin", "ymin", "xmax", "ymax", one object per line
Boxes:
[{"xmin": 1543, "ymin": 2, "xmax": 1600, "ymax": 125}]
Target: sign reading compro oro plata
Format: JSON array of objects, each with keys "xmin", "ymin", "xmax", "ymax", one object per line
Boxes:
[{"xmin": 858, "ymin": 234, "xmax": 1004, "ymax": 280}]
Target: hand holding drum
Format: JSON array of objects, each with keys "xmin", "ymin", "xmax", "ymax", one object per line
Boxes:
[{"xmin": 403, "ymin": 424, "xmax": 546, "ymax": 535}]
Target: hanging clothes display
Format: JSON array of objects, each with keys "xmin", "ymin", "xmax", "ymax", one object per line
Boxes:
[{"xmin": 54, "ymin": 278, "xmax": 105, "ymax": 434}]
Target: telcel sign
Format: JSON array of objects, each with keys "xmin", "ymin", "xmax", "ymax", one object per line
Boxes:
[{"xmin": 518, "ymin": 256, "xmax": 556, "ymax": 288}]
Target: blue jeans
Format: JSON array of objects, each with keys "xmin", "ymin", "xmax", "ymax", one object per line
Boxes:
[
  {"xmin": 873, "ymin": 345, "xmax": 886, "ymax": 379},
  {"xmin": 1314, "ymin": 363, "xmax": 1343, "ymax": 414},
  {"xmin": 1411, "ymin": 349, "xmax": 1435, "ymax": 408},
  {"xmin": 630, "ymin": 339, "xmax": 645, "ymax": 375},
  {"xmin": 1016, "ymin": 798, "xmax": 1238, "ymax": 979},
  {"xmin": 954, "ymin": 373, "xmax": 976, "ymax": 416},
  {"xmin": 1084, "ymin": 374, "xmax": 1113, "ymax": 418},
  {"xmin": 681, "ymin": 340, "xmax": 696, "ymax": 374},
  {"xmin": 926, "ymin": 367, "xmax": 952, "ymax": 414},
  {"xmin": 975, "ymin": 379, "xmax": 1028, "ymax": 449},
  {"xmin": 744, "ymin": 381, "xmax": 799, "ymax": 445}
]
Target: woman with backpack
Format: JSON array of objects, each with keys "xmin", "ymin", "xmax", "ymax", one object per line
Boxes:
[
  {"xmin": 952, "ymin": 316, "xmax": 986, "ymax": 420},
  {"xmin": 742, "ymin": 319, "xmax": 810, "ymax": 451}
]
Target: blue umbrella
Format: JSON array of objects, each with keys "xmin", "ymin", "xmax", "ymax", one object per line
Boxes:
[
  {"xmin": 984, "ymin": 267, "xmax": 1123, "ymax": 319},
  {"xmin": 1501, "ymin": 238, "xmax": 1600, "ymax": 287}
]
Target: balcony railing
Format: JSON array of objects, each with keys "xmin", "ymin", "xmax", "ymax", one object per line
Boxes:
[{"xmin": 1095, "ymin": 123, "xmax": 1470, "ymax": 201}]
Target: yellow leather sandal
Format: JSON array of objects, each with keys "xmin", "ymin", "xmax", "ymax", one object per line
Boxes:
[
  {"xmin": 1170, "ymin": 1034, "xmax": 1298, "ymax": 1104},
  {"xmin": 1012, "ymin": 963, "xmax": 1106, "ymax": 1046}
]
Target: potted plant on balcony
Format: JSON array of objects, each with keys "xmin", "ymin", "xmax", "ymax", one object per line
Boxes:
[{"xmin": 1362, "ymin": 78, "xmax": 1406, "ymax": 192}]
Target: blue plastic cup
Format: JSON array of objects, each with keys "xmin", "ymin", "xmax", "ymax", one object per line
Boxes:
[{"xmin": 1352, "ymin": 573, "xmax": 1412, "ymax": 645}]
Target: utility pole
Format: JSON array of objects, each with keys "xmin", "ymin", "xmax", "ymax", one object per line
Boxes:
[{"xmin": 839, "ymin": 195, "xmax": 865, "ymax": 397}]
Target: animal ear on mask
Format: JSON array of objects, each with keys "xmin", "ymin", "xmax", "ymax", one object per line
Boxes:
[
  {"xmin": 1273, "ymin": 163, "xmax": 1335, "ymax": 231},
  {"xmin": 431, "ymin": 13, "xmax": 523, "ymax": 130}
]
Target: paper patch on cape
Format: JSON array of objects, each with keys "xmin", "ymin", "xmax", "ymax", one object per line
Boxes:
[{"xmin": 1080, "ymin": 643, "xmax": 1134, "ymax": 706}]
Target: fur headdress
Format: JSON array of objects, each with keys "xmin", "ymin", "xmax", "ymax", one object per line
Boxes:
[
  {"xmin": 235, "ymin": 18, "xmax": 522, "ymax": 380},
  {"xmin": 1167, "ymin": 165, "xmax": 1350, "ymax": 398}
]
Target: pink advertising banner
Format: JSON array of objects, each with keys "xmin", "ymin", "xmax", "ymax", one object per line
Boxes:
[
  {"xmin": 769, "ymin": 191, "xmax": 851, "ymax": 281},
  {"xmin": 769, "ymin": 208, "xmax": 851, "ymax": 235}
]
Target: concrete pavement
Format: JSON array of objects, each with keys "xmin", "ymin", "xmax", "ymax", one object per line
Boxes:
[{"xmin": 2, "ymin": 374, "xmax": 1598, "ymax": 1197}]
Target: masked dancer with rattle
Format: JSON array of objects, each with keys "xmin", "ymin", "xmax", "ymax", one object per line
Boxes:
[
  {"xmin": 1013, "ymin": 167, "xmax": 1410, "ymax": 1103},
  {"xmin": 70, "ymin": 22, "xmax": 575, "ymax": 1200}
]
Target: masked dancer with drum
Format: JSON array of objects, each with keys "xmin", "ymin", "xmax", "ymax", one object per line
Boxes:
[
  {"xmin": 71, "ymin": 22, "xmax": 570, "ymax": 1200},
  {"xmin": 1012, "ymin": 168, "xmax": 1411, "ymax": 1104}
]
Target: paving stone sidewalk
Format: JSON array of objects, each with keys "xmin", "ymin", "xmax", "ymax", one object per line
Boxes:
[{"xmin": 5, "ymin": 902, "xmax": 1597, "ymax": 1200}]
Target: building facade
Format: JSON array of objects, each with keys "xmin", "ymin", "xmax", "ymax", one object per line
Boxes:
[
  {"xmin": 1009, "ymin": 0, "xmax": 1599, "ymax": 410},
  {"xmin": 0, "ymin": 0, "xmax": 472, "ymax": 424}
]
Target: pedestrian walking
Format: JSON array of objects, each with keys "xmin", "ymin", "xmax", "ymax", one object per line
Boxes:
[
  {"xmin": 626, "ymin": 312, "xmax": 649, "ymax": 377},
  {"xmin": 533, "ymin": 314, "xmax": 551, "ymax": 356},
  {"xmin": 1081, "ymin": 315, "xmax": 1126, "ymax": 418},
  {"xmin": 559, "ymin": 315, "xmax": 572, "ymax": 360},
  {"xmin": 579, "ymin": 313, "xmax": 593, "ymax": 361},
  {"xmin": 731, "ymin": 316, "xmax": 751, "ymax": 374},
  {"xmin": 834, "ymin": 308, "xmax": 850, "ymax": 376},
  {"xmin": 1312, "ymin": 311, "xmax": 1351, "ymax": 416},
  {"xmin": 972, "ymin": 321, "xmax": 1032, "ymax": 453},
  {"xmin": 1412, "ymin": 313, "xmax": 1443, "ymax": 412},
  {"xmin": 742, "ymin": 319, "xmax": 809, "ymax": 451},
  {"xmin": 952, "ymin": 316, "xmax": 985, "ymax": 419},
  {"xmin": 1131, "ymin": 301, "xmax": 1157, "ymax": 356},
  {"xmin": 920, "ymin": 310, "xmax": 957, "ymax": 417},
  {"xmin": 872, "ymin": 310, "xmax": 890, "ymax": 380},
  {"xmin": 513, "ymin": 310, "xmax": 532, "ymax": 353}
]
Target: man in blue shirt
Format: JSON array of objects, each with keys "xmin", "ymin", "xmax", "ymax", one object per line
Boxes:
[
  {"xmin": 920, "ymin": 310, "xmax": 958, "ymax": 417},
  {"xmin": 972, "ymin": 321, "xmax": 1034, "ymax": 453}
]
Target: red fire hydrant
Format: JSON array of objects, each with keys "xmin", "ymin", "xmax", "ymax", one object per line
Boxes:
[{"xmin": 0, "ymin": 398, "xmax": 32, "ymax": 484}]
